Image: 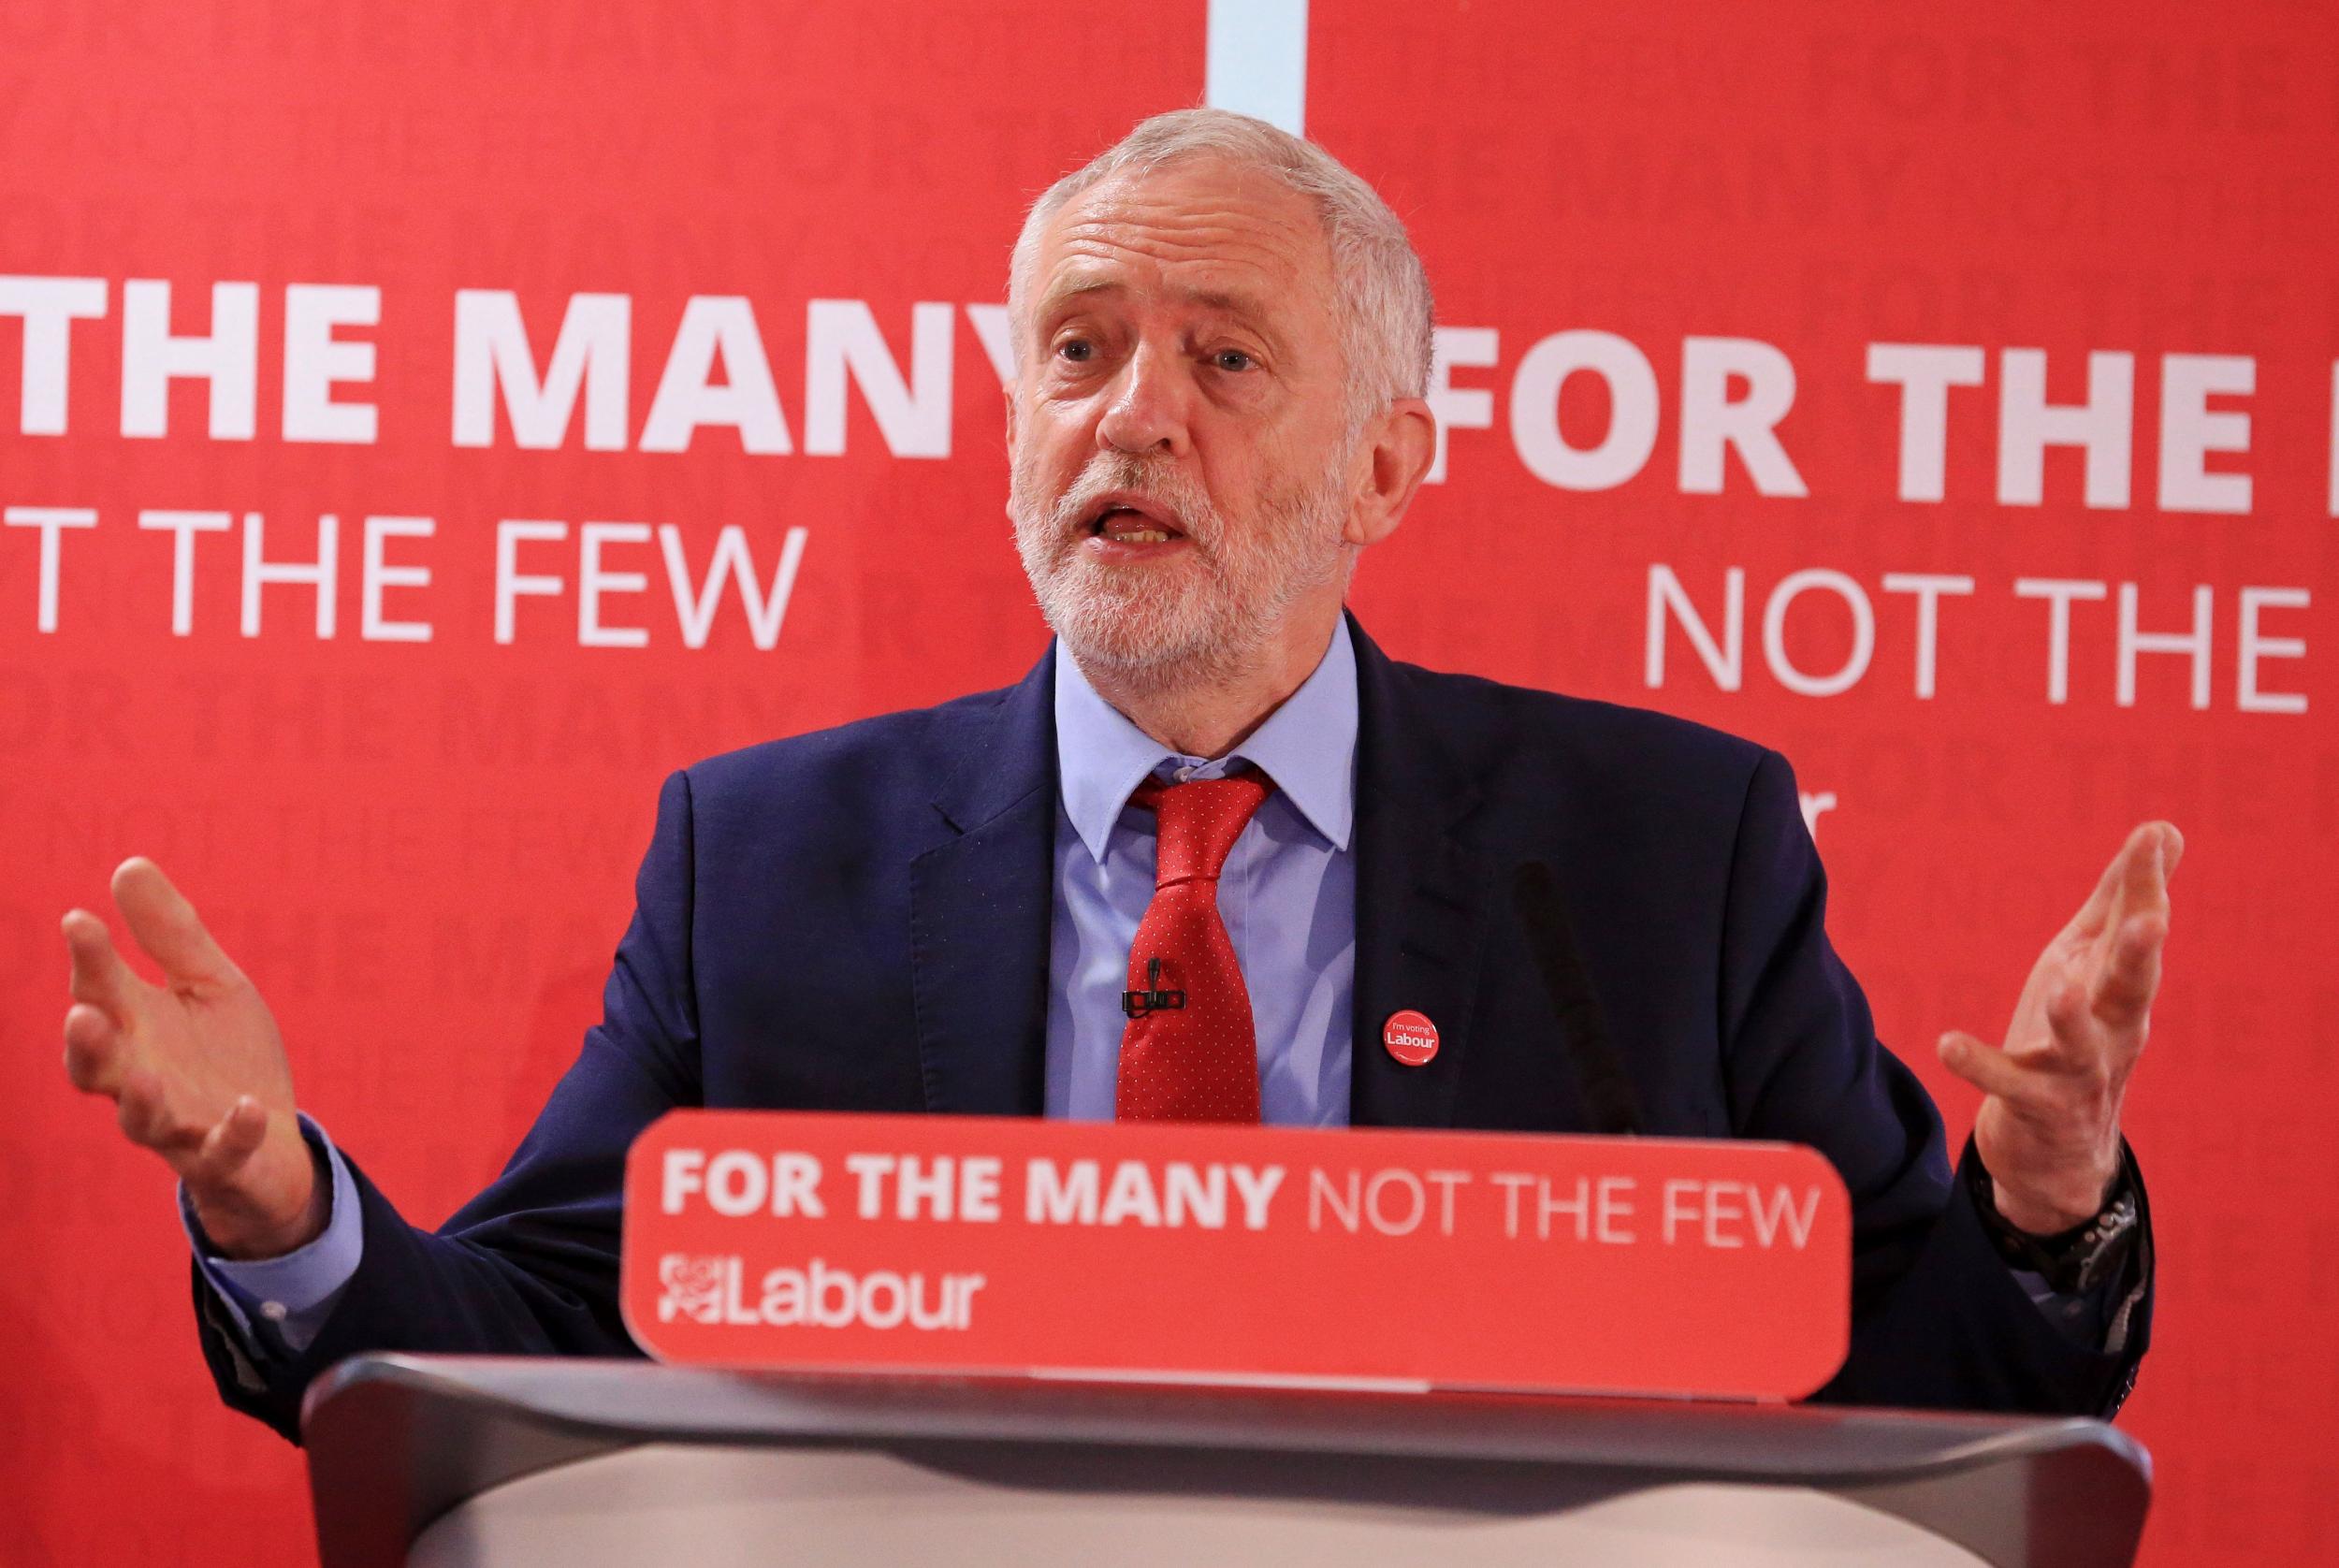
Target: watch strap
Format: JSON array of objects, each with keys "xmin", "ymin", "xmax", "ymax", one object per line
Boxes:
[{"xmin": 1970, "ymin": 1143, "xmax": 2143, "ymax": 1294}]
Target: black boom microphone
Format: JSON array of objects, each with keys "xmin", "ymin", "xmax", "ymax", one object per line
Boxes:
[{"xmin": 1511, "ymin": 861, "xmax": 1643, "ymax": 1137}]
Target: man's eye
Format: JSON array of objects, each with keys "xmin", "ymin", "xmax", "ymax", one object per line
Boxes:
[
  {"xmin": 1213, "ymin": 350, "xmax": 1255, "ymax": 373},
  {"xmin": 1056, "ymin": 339, "xmax": 1095, "ymax": 363}
]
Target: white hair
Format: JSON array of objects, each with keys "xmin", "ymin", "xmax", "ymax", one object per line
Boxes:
[{"xmin": 1007, "ymin": 108, "xmax": 1434, "ymax": 426}]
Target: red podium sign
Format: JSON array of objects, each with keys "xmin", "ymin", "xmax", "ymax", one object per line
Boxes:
[{"xmin": 621, "ymin": 1111, "xmax": 1851, "ymax": 1401}]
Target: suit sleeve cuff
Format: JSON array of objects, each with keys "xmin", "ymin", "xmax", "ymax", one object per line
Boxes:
[
  {"xmin": 180, "ymin": 1112, "xmax": 364, "ymax": 1357},
  {"xmin": 1963, "ymin": 1134, "xmax": 2154, "ymax": 1360}
]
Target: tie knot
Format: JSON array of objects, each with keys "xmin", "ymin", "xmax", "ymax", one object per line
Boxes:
[{"xmin": 1131, "ymin": 769, "xmax": 1276, "ymax": 887}]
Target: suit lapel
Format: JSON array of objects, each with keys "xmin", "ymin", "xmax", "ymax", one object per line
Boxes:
[
  {"xmin": 908, "ymin": 647, "xmax": 1057, "ymax": 1117},
  {"xmin": 1346, "ymin": 617, "xmax": 1499, "ymax": 1129}
]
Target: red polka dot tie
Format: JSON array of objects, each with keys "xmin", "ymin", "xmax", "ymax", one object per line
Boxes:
[{"xmin": 1114, "ymin": 769, "xmax": 1277, "ymax": 1122}]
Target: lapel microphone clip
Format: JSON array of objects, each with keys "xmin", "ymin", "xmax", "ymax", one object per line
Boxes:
[{"xmin": 1121, "ymin": 955, "xmax": 1187, "ymax": 1018}]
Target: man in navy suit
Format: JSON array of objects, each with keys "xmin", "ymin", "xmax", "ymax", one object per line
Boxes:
[{"xmin": 58, "ymin": 110, "xmax": 2172, "ymax": 1445}]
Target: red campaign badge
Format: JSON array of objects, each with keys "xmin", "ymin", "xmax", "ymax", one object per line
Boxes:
[{"xmin": 1383, "ymin": 1009, "xmax": 1439, "ymax": 1067}]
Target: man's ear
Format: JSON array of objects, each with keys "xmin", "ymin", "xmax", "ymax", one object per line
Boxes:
[
  {"xmin": 1343, "ymin": 397, "xmax": 1438, "ymax": 549},
  {"xmin": 1001, "ymin": 386, "xmax": 1024, "ymax": 521}
]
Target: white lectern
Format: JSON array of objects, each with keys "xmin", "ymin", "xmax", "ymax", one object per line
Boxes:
[{"xmin": 302, "ymin": 1355, "xmax": 2149, "ymax": 1568}]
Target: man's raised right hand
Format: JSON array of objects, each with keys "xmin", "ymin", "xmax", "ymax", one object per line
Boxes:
[{"xmin": 60, "ymin": 857, "xmax": 325, "ymax": 1259}]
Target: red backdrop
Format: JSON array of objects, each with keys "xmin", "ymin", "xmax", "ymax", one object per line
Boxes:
[{"xmin": 4, "ymin": 3, "xmax": 2332, "ymax": 1562}]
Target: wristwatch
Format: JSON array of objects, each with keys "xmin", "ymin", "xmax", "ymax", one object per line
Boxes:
[{"xmin": 1969, "ymin": 1149, "xmax": 2142, "ymax": 1294}]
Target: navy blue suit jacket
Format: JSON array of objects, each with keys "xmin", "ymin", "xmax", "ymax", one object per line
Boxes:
[{"xmin": 197, "ymin": 617, "xmax": 2151, "ymax": 1441}]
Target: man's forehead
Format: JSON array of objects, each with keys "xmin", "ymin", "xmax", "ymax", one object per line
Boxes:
[{"xmin": 1033, "ymin": 162, "xmax": 1332, "ymax": 317}]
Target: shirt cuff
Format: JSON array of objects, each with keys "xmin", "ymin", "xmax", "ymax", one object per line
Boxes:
[{"xmin": 180, "ymin": 1111, "xmax": 363, "ymax": 1358}]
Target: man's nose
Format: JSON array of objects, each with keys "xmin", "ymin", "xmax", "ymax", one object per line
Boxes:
[{"xmin": 1095, "ymin": 342, "xmax": 1192, "ymax": 457}]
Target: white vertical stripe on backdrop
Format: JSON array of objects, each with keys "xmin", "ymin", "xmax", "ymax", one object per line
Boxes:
[{"xmin": 1205, "ymin": 0, "xmax": 1309, "ymax": 136}]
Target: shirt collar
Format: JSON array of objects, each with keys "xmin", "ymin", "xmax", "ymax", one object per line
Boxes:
[{"xmin": 1053, "ymin": 617, "xmax": 1358, "ymax": 864}]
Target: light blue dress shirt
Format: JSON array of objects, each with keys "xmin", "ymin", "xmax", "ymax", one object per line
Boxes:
[
  {"xmin": 1046, "ymin": 617, "xmax": 1358, "ymax": 1125},
  {"xmin": 191, "ymin": 622, "xmax": 1363, "ymax": 1355}
]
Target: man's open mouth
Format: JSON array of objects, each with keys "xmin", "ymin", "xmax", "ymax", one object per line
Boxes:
[{"xmin": 1080, "ymin": 492, "xmax": 1187, "ymax": 546}]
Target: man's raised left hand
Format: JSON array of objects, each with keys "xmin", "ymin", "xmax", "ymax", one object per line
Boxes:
[{"xmin": 1938, "ymin": 820, "xmax": 2183, "ymax": 1236}]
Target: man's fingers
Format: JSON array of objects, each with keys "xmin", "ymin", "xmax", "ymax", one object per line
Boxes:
[
  {"xmin": 2111, "ymin": 821, "xmax": 2176, "ymax": 920},
  {"xmin": 111, "ymin": 858, "xmax": 240, "ymax": 992},
  {"xmin": 2091, "ymin": 912, "xmax": 2166, "ymax": 1031},
  {"xmin": 2150, "ymin": 820, "xmax": 2185, "ymax": 880},
  {"xmin": 1938, "ymin": 1030, "xmax": 2033, "ymax": 1102},
  {"xmin": 62, "ymin": 1002, "xmax": 132, "ymax": 1095},
  {"xmin": 2070, "ymin": 820, "xmax": 2182, "ymax": 937},
  {"xmin": 2069, "ymin": 830, "xmax": 2140, "ymax": 933},
  {"xmin": 114, "ymin": 1064, "xmax": 172, "ymax": 1148},
  {"xmin": 186, "ymin": 1096, "xmax": 270, "ymax": 1187},
  {"xmin": 62, "ymin": 909, "xmax": 141, "ymax": 1021},
  {"xmin": 62, "ymin": 1002, "xmax": 123, "ymax": 1077},
  {"xmin": 2043, "ymin": 970, "xmax": 2092, "ymax": 1051}
]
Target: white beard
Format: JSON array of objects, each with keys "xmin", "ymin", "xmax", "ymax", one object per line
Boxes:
[{"xmin": 1010, "ymin": 443, "xmax": 1354, "ymax": 695}]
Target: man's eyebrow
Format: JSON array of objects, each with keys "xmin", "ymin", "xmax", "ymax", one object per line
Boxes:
[
  {"xmin": 1035, "ymin": 278, "xmax": 1125, "ymax": 319},
  {"xmin": 1178, "ymin": 286, "xmax": 1273, "ymax": 323}
]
